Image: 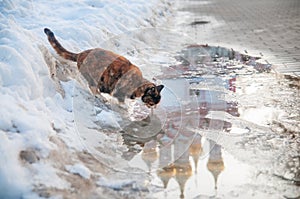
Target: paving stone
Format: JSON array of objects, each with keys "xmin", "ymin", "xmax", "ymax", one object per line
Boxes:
[{"xmin": 178, "ymin": 0, "xmax": 300, "ymax": 76}]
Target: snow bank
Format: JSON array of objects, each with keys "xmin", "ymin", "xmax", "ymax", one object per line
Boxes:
[{"xmin": 0, "ymin": 0, "xmax": 172, "ymax": 198}]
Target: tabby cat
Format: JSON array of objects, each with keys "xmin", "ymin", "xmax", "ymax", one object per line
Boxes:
[{"xmin": 44, "ymin": 28, "xmax": 164, "ymax": 107}]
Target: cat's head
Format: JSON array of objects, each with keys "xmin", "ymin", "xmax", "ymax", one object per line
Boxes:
[
  {"xmin": 141, "ymin": 85, "xmax": 164, "ymax": 107},
  {"xmin": 130, "ymin": 84, "xmax": 164, "ymax": 107}
]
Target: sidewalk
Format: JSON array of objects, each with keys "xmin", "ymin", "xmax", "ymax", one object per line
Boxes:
[{"xmin": 178, "ymin": 0, "xmax": 300, "ymax": 76}]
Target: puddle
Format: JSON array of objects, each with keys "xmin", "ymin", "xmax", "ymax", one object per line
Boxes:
[{"xmin": 118, "ymin": 45, "xmax": 299, "ymax": 198}]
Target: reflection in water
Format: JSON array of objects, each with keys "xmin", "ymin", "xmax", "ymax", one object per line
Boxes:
[
  {"xmin": 120, "ymin": 45, "xmax": 270, "ymax": 198},
  {"xmin": 155, "ymin": 134, "xmax": 201, "ymax": 199},
  {"xmin": 141, "ymin": 140, "xmax": 159, "ymax": 172},
  {"xmin": 207, "ymin": 139, "xmax": 224, "ymax": 190},
  {"xmin": 173, "ymin": 134, "xmax": 194, "ymax": 199},
  {"xmin": 121, "ymin": 73, "xmax": 239, "ymax": 198},
  {"xmin": 140, "ymin": 131, "xmax": 224, "ymax": 198},
  {"xmin": 157, "ymin": 142, "xmax": 174, "ymax": 189},
  {"xmin": 189, "ymin": 134, "xmax": 202, "ymax": 172},
  {"xmin": 122, "ymin": 78, "xmax": 237, "ymax": 198},
  {"xmin": 154, "ymin": 127, "xmax": 225, "ymax": 198}
]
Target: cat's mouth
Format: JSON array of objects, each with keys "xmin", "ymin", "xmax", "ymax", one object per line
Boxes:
[
  {"xmin": 143, "ymin": 98, "xmax": 159, "ymax": 108},
  {"xmin": 142, "ymin": 95, "xmax": 161, "ymax": 108}
]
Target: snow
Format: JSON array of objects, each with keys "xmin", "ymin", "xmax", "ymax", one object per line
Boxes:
[
  {"xmin": 97, "ymin": 177, "xmax": 136, "ymax": 190},
  {"xmin": 96, "ymin": 109, "xmax": 121, "ymax": 129},
  {"xmin": 32, "ymin": 163, "xmax": 71, "ymax": 189},
  {"xmin": 0, "ymin": 0, "xmax": 172, "ymax": 198},
  {"xmin": 0, "ymin": 132, "xmax": 30, "ymax": 199},
  {"xmin": 65, "ymin": 164, "xmax": 91, "ymax": 179}
]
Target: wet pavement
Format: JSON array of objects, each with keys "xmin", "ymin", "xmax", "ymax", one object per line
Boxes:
[{"xmin": 177, "ymin": 0, "xmax": 300, "ymax": 77}]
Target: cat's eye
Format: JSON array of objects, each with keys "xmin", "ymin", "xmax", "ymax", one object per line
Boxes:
[{"xmin": 146, "ymin": 87, "xmax": 155, "ymax": 94}]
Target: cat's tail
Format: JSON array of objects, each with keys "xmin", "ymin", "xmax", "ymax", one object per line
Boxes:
[{"xmin": 44, "ymin": 28, "xmax": 78, "ymax": 62}]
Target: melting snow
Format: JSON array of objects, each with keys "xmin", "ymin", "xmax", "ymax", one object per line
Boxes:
[{"xmin": 0, "ymin": 0, "xmax": 172, "ymax": 198}]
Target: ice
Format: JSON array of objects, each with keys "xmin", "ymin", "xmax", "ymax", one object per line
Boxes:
[
  {"xmin": 65, "ymin": 164, "xmax": 91, "ymax": 179},
  {"xmin": 240, "ymin": 107, "xmax": 285, "ymax": 127}
]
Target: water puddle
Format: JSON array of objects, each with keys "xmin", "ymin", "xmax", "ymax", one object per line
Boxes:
[{"xmin": 118, "ymin": 45, "xmax": 299, "ymax": 198}]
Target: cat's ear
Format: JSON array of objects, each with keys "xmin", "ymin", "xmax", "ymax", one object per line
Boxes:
[{"xmin": 156, "ymin": 85, "xmax": 164, "ymax": 93}]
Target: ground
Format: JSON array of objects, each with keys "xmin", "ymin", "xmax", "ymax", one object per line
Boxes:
[{"xmin": 0, "ymin": 0, "xmax": 299, "ymax": 199}]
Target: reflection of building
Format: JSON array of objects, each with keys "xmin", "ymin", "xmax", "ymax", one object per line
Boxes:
[
  {"xmin": 157, "ymin": 141, "xmax": 174, "ymax": 188},
  {"xmin": 173, "ymin": 133, "xmax": 193, "ymax": 199},
  {"xmin": 206, "ymin": 139, "xmax": 224, "ymax": 190},
  {"xmin": 156, "ymin": 130, "xmax": 202, "ymax": 199},
  {"xmin": 141, "ymin": 140, "xmax": 158, "ymax": 172},
  {"xmin": 174, "ymin": 160, "xmax": 192, "ymax": 199},
  {"xmin": 192, "ymin": 88, "xmax": 239, "ymax": 117},
  {"xmin": 190, "ymin": 88, "xmax": 239, "ymax": 132},
  {"xmin": 157, "ymin": 165, "xmax": 175, "ymax": 189},
  {"xmin": 139, "ymin": 74, "xmax": 237, "ymax": 197},
  {"xmin": 189, "ymin": 134, "xmax": 202, "ymax": 171},
  {"xmin": 158, "ymin": 76, "xmax": 240, "ymax": 135}
]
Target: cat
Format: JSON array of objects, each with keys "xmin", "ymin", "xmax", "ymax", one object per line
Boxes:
[{"xmin": 44, "ymin": 28, "xmax": 164, "ymax": 107}]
